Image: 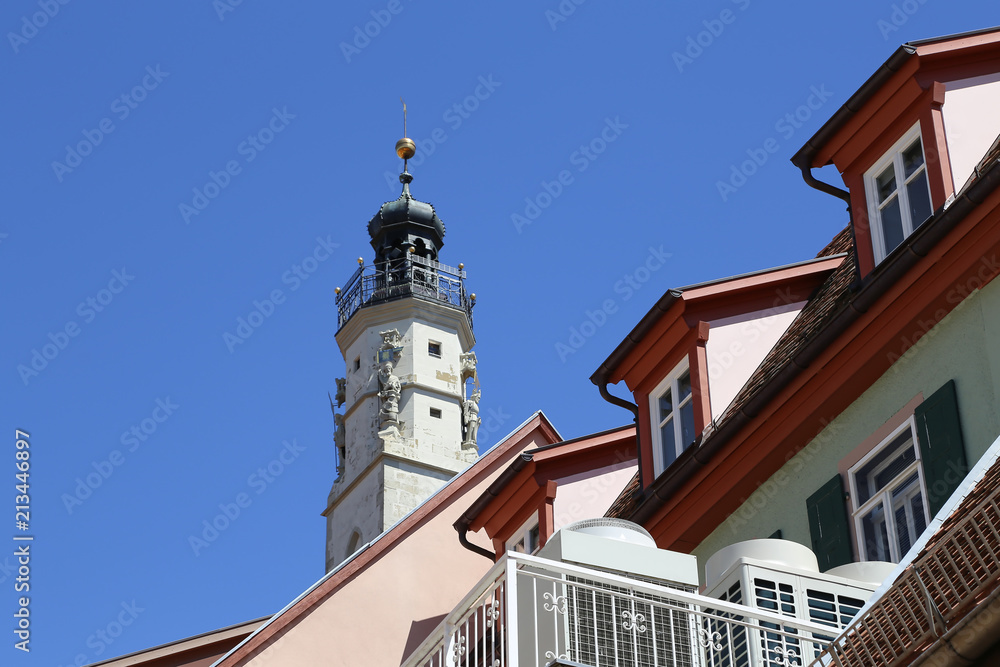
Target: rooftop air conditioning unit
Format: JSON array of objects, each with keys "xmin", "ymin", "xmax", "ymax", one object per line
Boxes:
[
  {"xmin": 526, "ymin": 518, "xmax": 700, "ymax": 667},
  {"xmin": 703, "ymin": 539, "xmax": 893, "ymax": 666}
]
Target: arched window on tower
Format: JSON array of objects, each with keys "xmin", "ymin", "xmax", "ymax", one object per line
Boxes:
[{"xmin": 346, "ymin": 530, "xmax": 362, "ymax": 560}]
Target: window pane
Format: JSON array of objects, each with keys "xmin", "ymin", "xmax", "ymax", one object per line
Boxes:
[
  {"xmin": 902, "ymin": 140, "xmax": 924, "ymax": 178},
  {"xmin": 873, "ymin": 443, "xmax": 915, "ymax": 494},
  {"xmin": 678, "ymin": 371, "xmax": 692, "ymax": 402},
  {"xmin": 861, "ymin": 502, "xmax": 891, "ymax": 561},
  {"xmin": 892, "ymin": 473, "xmax": 922, "ymax": 556},
  {"xmin": 880, "ymin": 196, "xmax": 905, "ymax": 256},
  {"xmin": 876, "ymin": 164, "xmax": 897, "ymax": 203},
  {"xmin": 661, "ymin": 418, "xmax": 676, "ymax": 467},
  {"xmin": 906, "ymin": 171, "xmax": 932, "ymax": 228},
  {"xmin": 854, "ymin": 429, "xmax": 915, "ymax": 505},
  {"xmin": 658, "ymin": 389, "xmax": 673, "ymax": 423},
  {"xmin": 912, "ymin": 492, "xmax": 927, "ymax": 538},
  {"xmin": 680, "ymin": 398, "xmax": 695, "ymax": 452}
]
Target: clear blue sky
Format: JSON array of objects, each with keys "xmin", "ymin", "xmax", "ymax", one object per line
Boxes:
[{"xmin": 2, "ymin": 1, "xmax": 996, "ymax": 664}]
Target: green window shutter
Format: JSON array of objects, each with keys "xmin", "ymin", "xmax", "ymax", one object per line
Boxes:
[
  {"xmin": 915, "ymin": 380, "xmax": 968, "ymax": 516},
  {"xmin": 806, "ymin": 474, "xmax": 852, "ymax": 571}
]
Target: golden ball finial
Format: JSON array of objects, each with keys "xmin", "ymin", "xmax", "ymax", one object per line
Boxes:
[
  {"xmin": 458, "ymin": 262, "xmax": 464, "ymax": 270},
  {"xmin": 335, "ymin": 287, "xmax": 341, "ymax": 294},
  {"xmin": 408, "ymin": 247, "xmax": 415, "ymax": 254},
  {"xmin": 470, "ymin": 293, "xmax": 477, "ymax": 301},
  {"xmin": 395, "ymin": 137, "xmax": 416, "ymax": 160},
  {"xmin": 357, "ymin": 257, "xmax": 364, "ymax": 266}
]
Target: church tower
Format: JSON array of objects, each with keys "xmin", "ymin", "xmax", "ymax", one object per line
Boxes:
[{"xmin": 323, "ymin": 131, "xmax": 480, "ymax": 572}]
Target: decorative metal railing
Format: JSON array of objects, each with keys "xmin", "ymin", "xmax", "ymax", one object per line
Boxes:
[
  {"xmin": 336, "ymin": 254, "xmax": 473, "ymax": 331},
  {"xmin": 402, "ymin": 552, "xmax": 838, "ymax": 667}
]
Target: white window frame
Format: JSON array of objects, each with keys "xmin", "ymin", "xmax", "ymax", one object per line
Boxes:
[
  {"xmin": 864, "ymin": 123, "xmax": 933, "ymax": 264},
  {"xmin": 505, "ymin": 512, "xmax": 540, "ymax": 555},
  {"xmin": 848, "ymin": 417, "xmax": 931, "ymax": 563},
  {"xmin": 428, "ymin": 340, "xmax": 442, "ymax": 358},
  {"xmin": 648, "ymin": 357, "xmax": 695, "ymax": 477}
]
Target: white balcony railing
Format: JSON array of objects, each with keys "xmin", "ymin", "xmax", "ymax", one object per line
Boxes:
[{"xmin": 403, "ymin": 552, "xmax": 841, "ymax": 667}]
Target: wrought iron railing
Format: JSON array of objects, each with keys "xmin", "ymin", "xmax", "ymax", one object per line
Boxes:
[
  {"xmin": 336, "ymin": 255, "xmax": 473, "ymax": 331},
  {"xmin": 402, "ymin": 552, "xmax": 838, "ymax": 667}
]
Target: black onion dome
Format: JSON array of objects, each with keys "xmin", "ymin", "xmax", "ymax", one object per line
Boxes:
[{"xmin": 367, "ymin": 172, "xmax": 446, "ymax": 264}]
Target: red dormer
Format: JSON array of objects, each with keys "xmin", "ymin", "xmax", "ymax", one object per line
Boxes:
[
  {"xmin": 794, "ymin": 27, "xmax": 1000, "ymax": 277},
  {"xmin": 592, "ymin": 255, "xmax": 842, "ymax": 489}
]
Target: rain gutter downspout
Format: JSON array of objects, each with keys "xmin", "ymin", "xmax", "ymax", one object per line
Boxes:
[
  {"xmin": 798, "ymin": 163, "xmax": 864, "ymax": 289},
  {"xmin": 597, "ymin": 381, "xmax": 641, "ymax": 498},
  {"xmin": 454, "ymin": 452, "xmax": 535, "ymax": 562},
  {"xmin": 790, "ymin": 44, "xmax": 915, "ymax": 290}
]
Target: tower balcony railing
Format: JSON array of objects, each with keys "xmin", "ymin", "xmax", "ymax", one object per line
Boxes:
[
  {"xmin": 336, "ymin": 254, "xmax": 473, "ymax": 332},
  {"xmin": 402, "ymin": 552, "xmax": 839, "ymax": 667}
]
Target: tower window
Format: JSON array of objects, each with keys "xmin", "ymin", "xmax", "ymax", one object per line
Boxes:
[
  {"xmin": 429, "ymin": 407, "xmax": 442, "ymax": 419},
  {"xmin": 354, "ymin": 357, "xmax": 360, "ymax": 372},
  {"xmin": 428, "ymin": 341, "xmax": 442, "ymax": 358}
]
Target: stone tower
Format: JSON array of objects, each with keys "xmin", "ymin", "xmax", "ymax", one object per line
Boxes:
[{"xmin": 323, "ymin": 149, "xmax": 479, "ymax": 572}]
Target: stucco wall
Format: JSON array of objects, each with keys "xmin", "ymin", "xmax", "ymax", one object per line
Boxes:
[
  {"xmin": 706, "ymin": 301, "xmax": 805, "ymax": 420},
  {"xmin": 943, "ymin": 72, "xmax": 1000, "ymax": 189},
  {"xmin": 552, "ymin": 462, "xmax": 638, "ymax": 531},
  {"xmin": 692, "ymin": 277, "xmax": 1000, "ymax": 585}
]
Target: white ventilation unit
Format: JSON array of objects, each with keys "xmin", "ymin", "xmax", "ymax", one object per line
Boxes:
[
  {"xmin": 526, "ymin": 519, "xmax": 700, "ymax": 667},
  {"xmin": 703, "ymin": 539, "xmax": 892, "ymax": 666}
]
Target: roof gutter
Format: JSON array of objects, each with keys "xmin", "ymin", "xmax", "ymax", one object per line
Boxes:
[
  {"xmin": 911, "ymin": 581, "xmax": 1000, "ymax": 666},
  {"xmin": 453, "ymin": 451, "xmax": 535, "ymax": 561},
  {"xmin": 790, "ymin": 44, "xmax": 914, "ymax": 171},
  {"xmin": 630, "ymin": 155, "xmax": 1000, "ymax": 527}
]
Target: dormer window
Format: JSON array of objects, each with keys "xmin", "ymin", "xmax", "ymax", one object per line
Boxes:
[
  {"xmin": 650, "ymin": 359, "xmax": 696, "ymax": 475},
  {"xmin": 865, "ymin": 125, "xmax": 933, "ymax": 263}
]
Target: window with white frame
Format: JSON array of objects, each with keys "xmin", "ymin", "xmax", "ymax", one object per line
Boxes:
[
  {"xmin": 864, "ymin": 124, "xmax": 933, "ymax": 263},
  {"xmin": 848, "ymin": 419, "xmax": 930, "ymax": 563},
  {"xmin": 649, "ymin": 359, "xmax": 696, "ymax": 476},
  {"xmin": 505, "ymin": 513, "xmax": 540, "ymax": 554}
]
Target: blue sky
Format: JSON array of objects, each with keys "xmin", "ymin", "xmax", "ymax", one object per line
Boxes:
[{"xmin": 2, "ymin": 1, "xmax": 997, "ymax": 665}]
